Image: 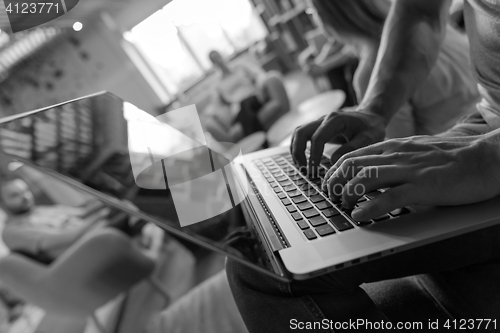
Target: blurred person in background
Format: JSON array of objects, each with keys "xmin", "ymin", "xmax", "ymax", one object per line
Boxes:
[
  {"xmin": 204, "ymin": 50, "xmax": 267, "ymax": 142},
  {"xmin": 0, "ymin": 177, "xmax": 109, "ymax": 263},
  {"xmin": 299, "ymin": 34, "xmax": 359, "ymax": 107},
  {"xmin": 0, "ymin": 177, "xmax": 145, "ymax": 264}
]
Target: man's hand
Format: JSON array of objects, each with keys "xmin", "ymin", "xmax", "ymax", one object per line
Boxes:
[
  {"xmin": 323, "ymin": 132, "xmax": 500, "ymax": 221},
  {"xmin": 290, "ymin": 109, "xmax": 386, "ymax": 176}
]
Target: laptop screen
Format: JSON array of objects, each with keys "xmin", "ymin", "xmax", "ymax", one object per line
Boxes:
[{"xmin": 0, "ymin": 92, "xmax": 287, "ymax": 280}]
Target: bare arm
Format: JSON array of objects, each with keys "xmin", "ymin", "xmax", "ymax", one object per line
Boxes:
[
  {"xmin": 311, "ymin": 46, "xmax": 355, "ymax": 75},
  {"xmin": 359, "ymin": 0, "xmax": 452, "ymax": 124},
  {"xmin": 3, "ymin": 208, "xmax": 108, "ymax": 259},
  {"xmin": 292, "ymin": 0, "xmax": 453, "ymax": 172}
]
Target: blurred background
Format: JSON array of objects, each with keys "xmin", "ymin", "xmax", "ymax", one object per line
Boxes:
[{"xmin": 0, "ymin": 0, "xmax": 468, "ymax": 332}]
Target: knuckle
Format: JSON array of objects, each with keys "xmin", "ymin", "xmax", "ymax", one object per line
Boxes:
[{"xmin": 294, "ymin": 125, "xmax": 304, "ymax": 136}]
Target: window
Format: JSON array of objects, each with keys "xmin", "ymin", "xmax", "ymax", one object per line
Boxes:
[{"xmin": 127, "ymin": 0, "xmax": 267, "ymax": 95}]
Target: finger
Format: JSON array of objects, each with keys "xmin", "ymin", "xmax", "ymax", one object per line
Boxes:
[
  {"xmin": 342, "ymin": 165, "xmax": 410, "ymax": 208},
  {"xmin": 329, "ymin": 132, "xmax": 380, "ymax": 164},
  {"xmin": 308, "ymin": 117, "xmax": 346, "ymax": 177},
  {"xmin": 291, "ymin": 121, "xmax": 321, "ymax": 171},
  {"xmin": 351, "ymin": 184, "xmax": 416, "ymax": 221},
  {"xmin": 322, "ymin": 141, "xmax": 365, "ymax": 189},
  {"xmin": 330, "ymin": 139, "xmax": 388, "ymax": 176},
  {"xmin": 326, "ymin": 155, "xmax": 393, "ymax": 202}
]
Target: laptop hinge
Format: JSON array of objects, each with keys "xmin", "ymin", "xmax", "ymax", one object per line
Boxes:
[{"xmin": 244, "ymin": 172, "xmax": 290, "ymax": 251}]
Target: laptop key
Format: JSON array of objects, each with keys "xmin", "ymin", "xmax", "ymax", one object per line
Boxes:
[
  {"xmin": 273, "ymin": 188, "xmax": 282, "ymax": 193},
  {"xmin": 277, "ymin": 192, "xmax": 287, "ymax": 199},
  {"xmin": 316, "ymin": 201, "xmax": 332, "ymax": 210},
  {"xmin": 284, "ymin": 185, "xmax": 297, "ymax": 192},
  {"xmin": 357, "ymin": 196, "xmax": 368, "ymax": 203},
  {"xmin": 365, "ymin": 190, "xmax": 382, "ymax": 200},
  {"xmin": 279, "ymin": 181, "xmax": 292, "ymax": 187},
  {"xmin": 299, "ymin": 183, "xmax": 312, "ymax": 191},
  {"xmin": 310, "ymin": 195, "xmax": 325, "ymax": 203},
  {"xmin": 287, "ymin": 205, "xmax": 297, "ymax": 213},
  {"xmin": 269, "ymin": 182, "xmax": 279, "ymax": 188},
  {"xmin": 390, "ymin": 207, "xmax": 410, "ymax": 217},
  {"xmin": 353, "ymin": 219, "xmax": 372, "ymax": 226},
  {"xmin": 289, "ymin": 175, "xmax": 301, "ymax": 181},
  {"xmin": 373, "ymin": 214, "xmax": 390, "ymax": 222},
  {"xmin": 311, "ymin": 179, "xmax": 322, "ymax": 186},
  {"xmin": 329, "ymin": 215, "xmax": 354, "ymax": 231},
  {"xmin": 316, "ymin": 224, "xmax": 335, "ymax": 236},
  {"xmin": 305, "ymin": 188, "xmax": 319, "ymax": 197},
  {"xmin": 294, "ymin": 179, "xmax": 307, "ymax": 186},
  {"xmin": 292, "ymin": 195, "xmax": 307, "ymax": 204},
  {"xmin": 303, "ymin": 229, "xmax": 317, "ymax": 240},
  {"xmin": 309, "ymin": 215, "xmax": 327, "ymax": 227},
  {"xmin": 297, "ymin": 201, "xmax": 313, "ymax": 211},
  {"xmin": 281, "ymin": 198, "xmax": 291, "ymax": 206},
  {"xmin": 288, "ymin": 190, "xmax": 302, "ymax": 198},
  {"xmin": 303, "ymin": 208, "xmax": 319, "ymax": 218},
  {"xmin": 296, "ymin": 220, "xmax": 309, "ymax": 230},
  {"xmin": 291, "ymin": 212, "xmax": 303, "ymax": 221},
  {"xmin": 322, "ymin": 207, "xmax": 340, "ymax": 218},
  {"xmin": 275, "ymin": 176, "xmax": 287, "ymax": 182}
]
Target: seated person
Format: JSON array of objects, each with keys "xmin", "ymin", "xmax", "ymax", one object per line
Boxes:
[
  {"xmin": 307, "ymin": 0, "xmax": 479, "ymax": 139},
  {"xmin": 0, "ymin": 177, "xmax": 140, "ymax": 263},
  {"xmin": 204, "ymin": 51, "xmax": 288, "ymax": 143},
  {"xmin": 299, "ymin": 36, "xmax": 359, "ymax": 107},
  {"xmin": 227, "ymin": 0, "xmax": 500, "ymax": 331}
]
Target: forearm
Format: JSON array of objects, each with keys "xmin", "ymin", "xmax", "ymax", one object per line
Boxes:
[
  {"xmin": 359, "ymin": 0, "xmax": 451, "ymax": 124},
  {"xmin": 314, "ymin": 49, "xmax": 353, "ymax": 72}
]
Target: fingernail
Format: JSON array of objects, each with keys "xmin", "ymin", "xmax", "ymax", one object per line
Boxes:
[{"xmin": 352, "ymin": 208, "xmax": 364, "ymax": 220}]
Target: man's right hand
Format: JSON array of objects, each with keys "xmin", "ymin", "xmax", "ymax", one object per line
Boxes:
[{"xmin": 290, "ymin": 109, "xmax": 386, "ymax": 176}]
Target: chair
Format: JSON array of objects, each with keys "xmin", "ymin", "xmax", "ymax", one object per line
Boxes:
[{"xmin": 0, "ymin": 228, "xmax": 169, "ymax": 333}]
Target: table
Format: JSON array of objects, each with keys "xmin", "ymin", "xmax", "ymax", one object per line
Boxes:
[{"xmin": 267, "ymin": 90, "xmax": 345, "ymax": 147}]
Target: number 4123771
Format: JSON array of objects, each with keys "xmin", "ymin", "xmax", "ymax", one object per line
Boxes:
[{"xmin": 5, "ymin": 2, "xmax": 60, "ymax": 14}]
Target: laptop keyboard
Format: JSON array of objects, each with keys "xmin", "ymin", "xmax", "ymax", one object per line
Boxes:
[{"xmin": 253, "ymin": 153, "xmax": 410, "ymax": 241}]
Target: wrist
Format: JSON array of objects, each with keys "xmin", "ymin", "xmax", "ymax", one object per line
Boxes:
[
  {"xmin": 357, "ymin": 96, "xmax": 396, "ymax": 126},
  {"xmin": 354, "ymin": 107, "xmax": 388, "ymax": 127}
]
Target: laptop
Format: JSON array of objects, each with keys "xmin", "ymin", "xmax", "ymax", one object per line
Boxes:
[{"xmin": 2, "ymin": 92, "xmax": 500, "ymax": 282}]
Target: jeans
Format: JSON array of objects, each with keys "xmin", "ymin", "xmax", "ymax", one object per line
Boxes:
[
  {"xmin": 235, "ymin": 95, "xmax": 264, "ymax": 137},
  {"xmin": 226, "ymin": 223, "xmax": 500, "ymax": 332}
]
